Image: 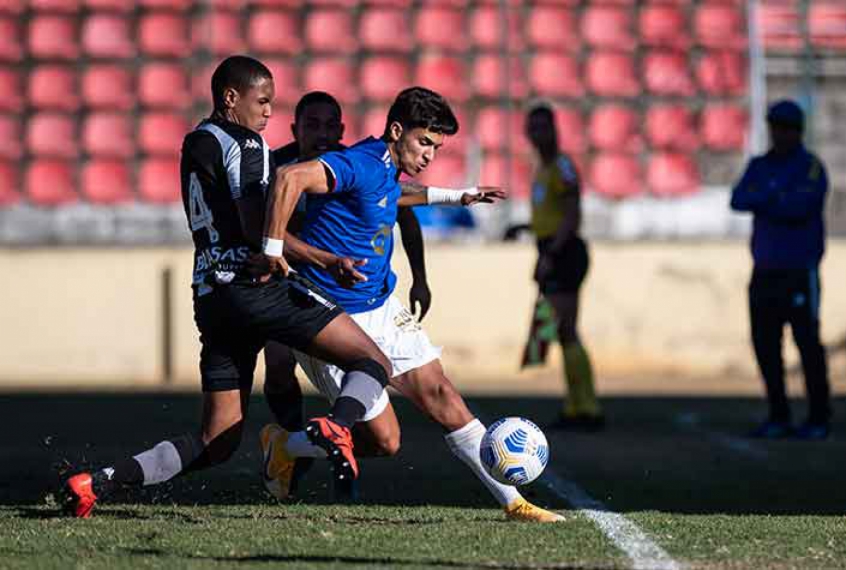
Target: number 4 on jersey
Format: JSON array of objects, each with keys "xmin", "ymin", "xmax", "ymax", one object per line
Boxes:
[{"xmin": 188, "ymin": 172, "xmax": 220, "ymax": 244}]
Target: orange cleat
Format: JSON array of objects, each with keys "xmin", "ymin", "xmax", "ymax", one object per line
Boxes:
[
  {"xmin": 62, "ymin": 473, "xmax": 98, "ymax": 518},
  {"xmin": 305, "ymin": 416, "xmax": 358, "ymax": 488}
]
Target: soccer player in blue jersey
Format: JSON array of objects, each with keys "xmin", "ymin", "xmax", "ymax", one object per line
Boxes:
[{"xmin": 259, "ymin": 87, "xmax": 564, "ymax": 522}]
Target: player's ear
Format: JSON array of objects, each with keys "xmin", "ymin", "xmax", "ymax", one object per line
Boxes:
[
  {"xmin": 222, "ymin": 87, "xmax": 239, "ymax": 109},
  {"xmin": 387, "ymin": 121, "xmax": 403, "ymax": 143}
]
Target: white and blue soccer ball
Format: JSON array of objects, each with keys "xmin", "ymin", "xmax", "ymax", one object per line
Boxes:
[{"xmin": 479, "ymin": 417, "xmax": 549, "ymax": 486}]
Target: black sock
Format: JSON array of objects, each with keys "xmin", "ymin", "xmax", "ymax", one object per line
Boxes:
[
  {"xmin": 330, "ymin": 397, "xmax": 366, "ymax": 429},
  {"xmin": 92, "ymin": 457, "xmax": 143, "ymax": 496}
]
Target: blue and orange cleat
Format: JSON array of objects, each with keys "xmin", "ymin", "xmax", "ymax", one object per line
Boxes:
[
  {"xmin": 305, "ymin": 416, "xmax": 358, "ymax": 500},
  {"xmin": 61, "ymin": 473, "xmax": 98, "ymax": 518}
]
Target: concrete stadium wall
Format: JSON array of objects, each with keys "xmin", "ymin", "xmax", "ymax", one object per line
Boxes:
[{"xmin": 1, "ymin": 242, "xmax": 844, "ymax": 393}]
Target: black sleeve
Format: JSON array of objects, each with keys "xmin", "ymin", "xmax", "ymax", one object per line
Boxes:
[{"xmin": 182, "ymin": 131, "xmax": 222, "ymax": 184}]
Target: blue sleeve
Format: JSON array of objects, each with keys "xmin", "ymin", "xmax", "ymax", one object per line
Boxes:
[
  {"xmin": 759, "ymin": 156, "xmax": 828, "ymax": 222},
  {"xmin": 730, "ymin": 158, "xmax": 775, "ymax": 212},
  {"xmin": 318, "ymin": 149, "xmax": 369, "ymax": 194}
]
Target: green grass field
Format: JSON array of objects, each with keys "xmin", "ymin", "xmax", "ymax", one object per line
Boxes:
[{"xmin": 1, "ymin": 391, "xmax": 844, "ymax": 569}]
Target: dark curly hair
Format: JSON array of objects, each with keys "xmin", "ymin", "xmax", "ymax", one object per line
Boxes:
[{"xmin": 384, "ymin": 87, "xmax": 459, "ymax": 136}]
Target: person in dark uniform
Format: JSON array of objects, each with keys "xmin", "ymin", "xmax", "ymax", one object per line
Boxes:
[
  {"xmin": 524, "ymin": 103, "xmax": 602, "ymax": 431},
  {"xmin": 260, "ymin": 91, "xmax": 432, "ymax": 499},
  {"xmin": 731, "ymin": 99, "xmax": 830, "ymax": 440},
  {"xmin": 61, "ymin": 56, "xmax": 393, "ymax": 517}
]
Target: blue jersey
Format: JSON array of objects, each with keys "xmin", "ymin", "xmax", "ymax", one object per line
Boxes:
[
  {"xmin": 730, "ymin": 145, "xmax": 828, "ymax": 270},
  {"xmin": 296, "ymin": 137, "xmax": 401, "ymax": 314}
]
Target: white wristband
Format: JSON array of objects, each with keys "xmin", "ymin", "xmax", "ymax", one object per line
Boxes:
[
  {"xmin": 262, "ymin": 237, "xmax": 284, "ymax": 258},
  {"xmin": 426, "ymin": 186, "xmax": 478, "ymax": 205}
]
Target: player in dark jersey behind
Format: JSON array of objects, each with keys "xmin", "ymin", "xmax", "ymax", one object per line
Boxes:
[
  {"xmin": 61, "ymin": 56, "xmax": 393, "ymax": 518},
  {"xmin": 260, "ymin": 91, "xmax": 432, "ymax": 499}
]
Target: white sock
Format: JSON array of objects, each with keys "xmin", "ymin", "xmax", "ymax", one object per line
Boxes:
[
  {"xmin": 284, "ymin": 430, "xmax": 328, "ymax": 458},
  {"xmin": 445, "ymin": 418, "xmax": 522, "ymax": 508},
  {"xmin": 133, "ymin": 441, "xmax": 183, "ymax": 486}
]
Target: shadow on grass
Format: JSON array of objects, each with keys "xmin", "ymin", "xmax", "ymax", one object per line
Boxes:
[{"xmin": 1, "ymin": 391, "xmax": 844, "ymax": 516}]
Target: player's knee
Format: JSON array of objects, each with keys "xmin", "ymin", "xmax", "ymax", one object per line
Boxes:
[
  {"xmin": 374, "ymin": 429, "xmax": 401, "ymax": 457},
  {"xmin": 348, "ymin": 357, "xmax": 392, "ymax": 387},
  {"xmin": 201, "ymin": 422, "xmax": 244, "ymax": 465}
]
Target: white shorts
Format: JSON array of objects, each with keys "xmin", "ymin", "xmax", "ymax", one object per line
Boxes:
[{"xmin": 293, "ymin": 295, "xmax": 442, "ymax": 421}]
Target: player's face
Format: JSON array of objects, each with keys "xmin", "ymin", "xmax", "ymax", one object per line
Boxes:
[
  {"xmin": 390, "ymin": 124, "xmax": 445, "ymax": 177},
  {"xmin": 293, "ymin": 102, "xmax": 344, "ymax": 158},
  {"xmin": 526, "ymin": 112, "xmax": 557, "ymax": 151},
  {"xmin": 768, "ymin": 121, "xmax": 802, "ymax": 154},
  {"xmin": 228, "ymin": 77, "xmax": 275, "ymax": 133}
]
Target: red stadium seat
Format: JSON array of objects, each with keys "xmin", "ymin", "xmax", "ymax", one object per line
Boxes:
[
  {"xmin": 526, "ymin": 6, "xmax": 579, "ymax": 51},
  {"xmin": 480, "ymin": 153, "xmax": 532, "ymax": 201},
  {"xmin": 415, "ymin": 56, "xmax": 468, "ymax": 102},
  {"xmin": 138, "ymin": 159, "xmax": 181, "ymax": 203},
  {"xmin": 365, "ymin": 0, "xmax": 412, "ymax": 6},
  {"xmin": 0, "ymin": 67, "xmax": 21, "ymax": 112},
  {"xmin": 83, "ymin": 113, "xmax": 134, "ymax": 158},
  {"xmin": 139, "ymin": 13, "xmax": 190, "ymax": 58},
  {"xmin": 85, "ymin": 0, "xmax": 136, "ymax": 10},
  {"xmin": 476, "ymin": 107, "xmax": 530, "ymax": 154},
  {"xmin": 306, "ymin": 9, "xmax": 356, "ymax": 53},
  {"xmin": 139, "ymin": 113, "xmax": 189, "ymax": 156},
  {"xmin": 589, "ymin": 105, "xmax": 640, "ymax": 152},
  {"xmin": 27, "ymin": 113, "xmax": 78, "ymax": 158},
  {"xmin": 589, "ymin": 153, "xmax": 642, "ymax": 198},
  {"xmin": 251, "ymin": 0, "xmax": 307, "ymax": 5},
  {"xmin": 209, "ymin": 0, "xmax": 247, "ymax": 8},
  {"xmin": 264, "ymin": 58, "xmax": 300, "ymax": 105},
  {"xmin": 358, "ymin": 105, "xmax": 388, "ymax": 139},
  {"xmin": 645, "ymin": 104, "xmax": 699, "ymax": 150},
  {"xmin": 582, "ymin": 5, "xmax": 635, "ymax": 49},
  {"xmin": 28, "ymin": 65, "xmax": 79, "ymax": 111},
  {"xmin": 361, "ymin": 57, "xmax": 411, "ymax": 101},
  {"xmin": 554, "ymin": 106, "xmax": 586, "ymax": 154},
  {"xmin": 640, "ymin": 4, "xmax": 689, "ymax": 48},
  {"xmin": 0, "ymin": 115, "xmax": 19, "ymax": 160},
  {"xmin": 586, "ymin": 52, "xmax": 639, "ymax": 97},
  {"xmin": 139, "ymin": 63, "xmax": 189, "ymax": 110},
  {"xmin": 695, "ymin": 2, "xmax": 746, "ymax": 49},
  {"xmin": 0, "ymin": 1, "xmax": 23, "ymax": 14},
  {"xmin": 758, "ymin": 1, "xmax": 802, "ymax": 52},
  {"xmin": 0, "ymin": 17, "xmax": 22, "ymax": 62},
  {"xmin": 644, "ymin": 51, "xmax": 695, "ymax": 96},
  {"xmin": 26, "ymin": 160, "xmax": 77, "ymax": 206},
  {"xmin": 470, "ymin": 6, "xmax": 523, "ymax": 51},
  {"xmin": 701, "ymin": 104, "xmax": 747, "ymax": 151},
  {"xmin": 696, "ymin": 50, "xmax": 746, "ymax": 96},
  {"xmin": 192, "ymin": 11, "xmax": 245, "ymax": 55},
  {"xmin": 191, "ymin": 63, "xmax": 215, "ymax": 102},
  {"xmin": 472, "ymin": 54, "xmax": 527, "ymax": 99},
  {"xmin": 139, "ymin": 0, "xmax": 192, "ymax": 7},
  {"xmin": 248, "ymin": 10, "xmax": 302, "ymax": 55},
  {"xmin": 415, "ymin": 7, "xmax": 466, "ymax": 51},
  {"xmin": 528, "ymin": 52, "xmax": 583, "ymax": 97},
  {"xmin": 81, "ymin": 160, "xmax": 132, "ymax": 204},
  {"xmin": 28, "ymin": 15, "xmax": 78, "ymax": 60},
  {"xmin": 261, "ymin": 107, "xmax": 294, "ymax": 149},
  {"xmin": 360, "ymin": 8, "xmax": 412, "ymax": 53},
  {"xmin": 418, "ymin": 152, "xmax": 466, "ymax": 188},
  {"xmin": 647, "ymin": 153, "xmax": 701, "ymax": 196},
  {"xmin": 0, "ymin": 161, "xmax": 19, "ymax": 205},
  {"xmin": 303, "ymin": 58, "xmax": 359, "ymax": 104},
  {"xmin": 32, "ymin": 0, "xmax": 78, "ymax": 11},
  {"xmin": 82, "ymin": 14, "xmax": 135, "ymax": 58},
  {"xmin": 82, "ymin": 65, "xmax": 134, "ymax": 111},
  {"xmin": 809, "ymin": 3, "xmax": 846, "ymax": 50}
]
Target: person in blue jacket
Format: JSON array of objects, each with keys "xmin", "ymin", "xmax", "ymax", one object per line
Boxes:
[{"xmin": 731, "ymin": 99, "xmax": 830, "ymax": 440}]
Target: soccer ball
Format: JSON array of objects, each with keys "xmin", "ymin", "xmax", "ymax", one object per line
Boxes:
[{"xmin": 479, "ymin": 417, "xmax": 549, "ymax": 486}]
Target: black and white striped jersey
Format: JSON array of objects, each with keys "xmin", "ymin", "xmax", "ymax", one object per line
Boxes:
[{"xmin": 180, "ymin": 118, "xmax": 273, "ymax": 291}]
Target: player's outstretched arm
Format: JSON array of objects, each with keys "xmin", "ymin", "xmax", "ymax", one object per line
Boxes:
[
  {"xmin": 262, "ymin": 160, "xmax": 331, "ymax": 274},
  {"xmin": 397, "ymin": 182, "xmax": 507, "ymax": 207}
]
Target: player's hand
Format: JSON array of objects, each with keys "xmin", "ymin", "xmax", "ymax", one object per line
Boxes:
[
  {"xmin": 329, "ymin": 257, "xmax": 368, "ymax": 289},
  {"xmin": 461, "ymin": 186, "xmax": 507, "ymax": 206},
  {"xmin": 409, "ymin": 279, "xmax": 432, "ymax": 322},
  {"xmin": 533, "ymin": 254, "xmax": 554, "ymax": 284}
]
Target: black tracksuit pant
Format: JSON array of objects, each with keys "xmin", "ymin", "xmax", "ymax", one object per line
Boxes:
[{"xmin": 749, "ymin": 267, "xmax": 830, "ymax": 424}]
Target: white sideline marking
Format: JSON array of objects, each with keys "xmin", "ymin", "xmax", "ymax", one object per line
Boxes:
[
  {"xmin": 675, "ymin": 412, "xmax": 768, "ymax": 460},
  {"xmin": 541, "ymin": 470, "xmax": 681, "ymax": 570}
]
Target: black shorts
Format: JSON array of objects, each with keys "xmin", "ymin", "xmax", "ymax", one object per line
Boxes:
[
  {"xmin": 193, "ymin": 273, "xmax": 343, "ymax": 392},
  {"xmin": 537, "ymin": 236, "xmax": 590, "ymax": 295}
]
